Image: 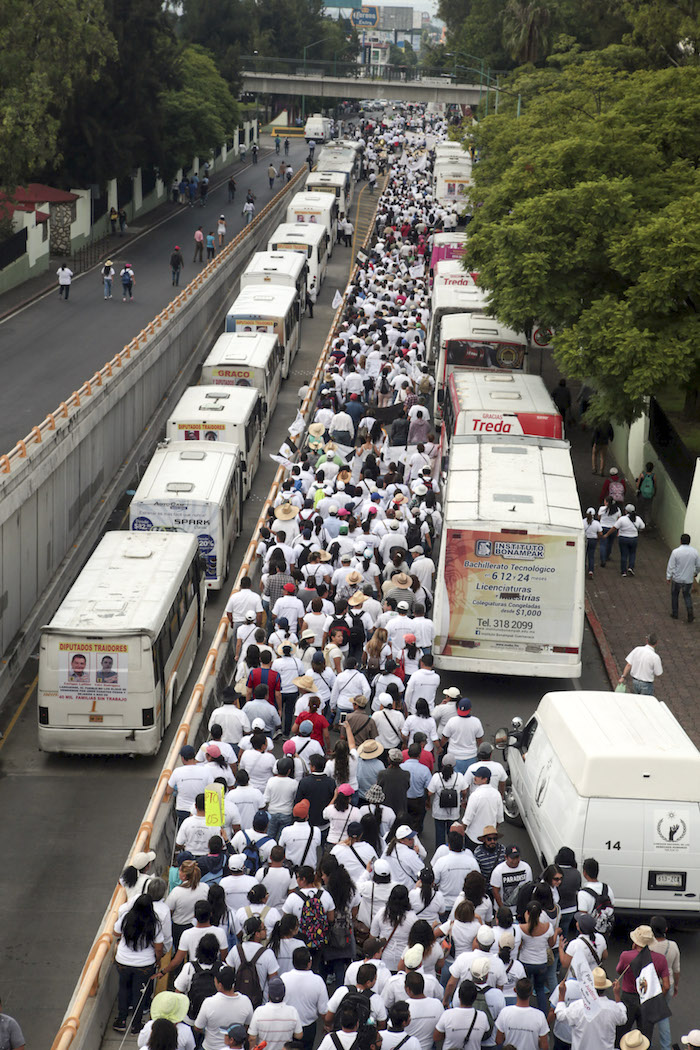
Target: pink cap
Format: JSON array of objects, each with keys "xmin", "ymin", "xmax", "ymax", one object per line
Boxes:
[
  {"xmin": 282, "ymin": 740, "xmax": 296, "ymax": 755},
  {"xmin": 338, "ymin": 783, "xmax": 354, "ymax": 796},
  {"xmin": 206, "ymin": 744, "xmax": 221, "ymax": 758},
  {"xmin": 404, "ymin": 633, "xmax": 416, "ymax": 643}
]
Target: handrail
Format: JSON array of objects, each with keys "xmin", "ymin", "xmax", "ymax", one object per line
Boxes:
[
  {"xmin": 2, "ymin": 166, "xmax": 307, "ymax": 475},
  {"xmin": 50, "ymin": 178, "xmax": 382, "ymax": 1050}
]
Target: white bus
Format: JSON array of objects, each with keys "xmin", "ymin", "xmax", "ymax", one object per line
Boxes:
[
  {"xmin": 433, "ymin": 436, "xmax": 584, "ymax": 677},
  {"xmin": 433, "ymin": 157, "xmax": 472, "ymax": 210},
  {"xmin": 287, "ymin": 192, "xmax": 339, "ymax": 253},
  {"xmin": 167, "ymin": 386, "xmax": 263, "ymax": 498},
  {"xmin": 268, "ymin": 222, "xmax": 329, "ymax": 296},
  {"xmin": 38, "ymin": 532, "xmax": 206, "ymax": 755},
  {"xmin": 241, "ymin": 251, "xmax": 307, "ymax": 314},
  {"xmin": 130, "ymin": 441, "xmax": 243, "ymax": 589},
  {"xmin": 305, "ymin": 170, "xmax": 353, "ymax": 216},
  {"xmin": 200, "ymin": 332, "xmax": 282, "ymax": 432},
  {"xmin": 315, "ymin": 149, "xmax": 358, "ymax": 196},
  {"xmin": 426, "ymin": 280, "xmax": 488, "ymax": 364},
  {"xmin": 435, "ymin": 142, "xmax": 469, "ymax": 162},
  {"xmin": 224, "ymin": 285, "xmax": 300, "ymax": 379},
  {"xmin": 436, "ymin": 312, "xmax": 528, "ymax": 407}
]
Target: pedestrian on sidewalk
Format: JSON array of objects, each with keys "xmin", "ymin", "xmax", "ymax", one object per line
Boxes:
[
  {"xmin": 193, "ymin": 226, "xmax": 204, "ymax": 263},
  {"xmin": 252, "ymin": 143, "xmax": 259, "ymax": 164},
  {"xmin": 307, "ymin": 284, "xmax": 317, "ymax": 319},
  {"xmin": 598, "ymin": 496, "xmax": 621, "ymax": 568},
  {"xmin": 618, "ymin": 633, "xmax": 662, "ymax": 695},
  {"xmin": 57, "ymin": 264, "xmax": 73, "ymax": 300},
  {"xmin": 583, "ymin": 508, "xmax": 603, "ymax": 579},
  {"xmin": 284, "ymin": 138, "xmax": 290, "ymax": 155},
  {"xmin": 242, "ymin": 199, "xmax": 255, "ymax": 225},
  {"xmin": 666, "ymin": 533, "xmax": 700, "ymax": 623},
  {"xmin": 275, "ymin": 134, "xmax": 281, "ymax": 154},
  {"xmin": 343, "ymin": 217, "xmax": 354, "ymax": 247},
  {"xmin": 368, "ymin": 170, "xmax": 377, "ymax": 194},
  {"xmin": 109, "ymin": 206, "xmax": 118, "ymax": 234},
  {"xmin": 228, "ymin": 176, "xmax": 237, "ymax": 202},
  {"xmin": 268, "ymin": 163, "xmax": 277, "ymax": 189},
  {"xmin": 206, "ymin": 231, "xmax": 216, "ymax": 260},
  {"xmin": 120, "ymin": 263, "xmax": 135, "ymax": 302},
  {"xmin": 200, "ymin": 175, "xmax": 209, "ymax": 206},
  {"xmin": 102, "ymin": 259, "xmax": 115, "ymax": 299},
  {"xmin": 604, "ymin": 503, "xmax": 645, "ymax": 577},
  {"xmin": 217, "ymin": 214, "xmax": 227, "ymax": 247},
  {"xmin": 170, "ymin": 246, "xmax": 184, "ymax": 287},
  {"xmin": 179, "ymin": 176, "xmax": 188, "ymax": 204},
  {"xmin": 636, "ymin": 461, "xmax": 657, "ymax": 526},
  {"xmin": 551, "ymin": 379, "xmax": 572, "ymax": 426},
  {"xmin": 591, "ymin": 420, "xmax": 614, "ymax": 474},
  {"xmin": 188, "ymin": 175, "xmax": 198, "ymax": 205},
  {"xmin": 118, "ymin": 207, "xmax": 127, "ymax": 235},
  {"xmin": 600, "ymin": 466, "xmax": 627, "ymax": 505},
  {"xmin": 306, "ymin": 153, "xmax": 313, "ymax": 171}
]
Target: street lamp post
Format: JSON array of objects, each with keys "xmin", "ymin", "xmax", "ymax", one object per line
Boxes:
[{"xmin": 301, "ymin": 35, "xmax": 336, "ymax": 122}]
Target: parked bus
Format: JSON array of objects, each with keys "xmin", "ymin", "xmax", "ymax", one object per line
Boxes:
[
  {"xmin": 436, "ymin": 313, "xmax": 528, "ymax": 405},
  {"xmin": 224, "ymin": 285, "xmax": 300, "ymax": 379},
  {"xmin": 433, "ymin": 157, "xmax": 473, "ymax": 210},
  {"xmin": 268, "ymin": 222, "xmax": 329, "ymax": 294},
  {"xmin": 433, "ymin": 435, "xmax": 584, "ymax": 677},
  {"xmin": 130, "ymin": 441, "xmax": 242, "ymax": 590},
  {"xmin": 305, "ymin": 170, "xmax": 353, "ymax": 216},
  {"xmin": 440, "ymin": 370, "xmax": 563, "ymax": 461},
  {"xmin": 167, "ymin": 386, "xmax": 263, "ymax": 498},
  {"xmin": 315, "ymin": 149, "xmax": 358, "ymax": 195},
  {"xmin": 287, "ymin": 192, "xmax": 338, "ymax": 252},
  {"xmin": 200, "ymin": 332, "xmax": 281, "ymax": 432},
  {"xmin": 38, "ymin": 532, "xmax": 206, "ymax": 755},
  {"xmin": 429, "ymin": 231, "xmax": 468, "ymax": 275},
  {"xmin": 426, "ymin": 280, "xmax": 489, "ymax": 364},
  {"xmin": 241, "ymin": 250, "xmax": 307, "ymax": 314}
]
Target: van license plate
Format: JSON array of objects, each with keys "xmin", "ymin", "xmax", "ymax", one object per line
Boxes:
[
  {"xmin": 648, "ymin": 871, "xmax": 685, "ymax": 890},
  {"xmin": 89, "ymin": 714, "xmax": 104, "ymax": 723}
]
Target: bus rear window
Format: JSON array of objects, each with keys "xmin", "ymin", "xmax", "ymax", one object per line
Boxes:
[{"xmin": 446, "ymin": 339, "xmax": 525, "ymax": 371}]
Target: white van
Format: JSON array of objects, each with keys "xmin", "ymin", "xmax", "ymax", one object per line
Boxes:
[
  {"xmin": 166, "ymin": 386, "xmax": 263, "ymax": 498},
  {"xmin": 287, "ymin": 192, "xmax": 338, "ymax": 253},
  {"xmin": 305, "ymin": 170, "xmax": 352, "ymax": 216},
  {"xmin": 241, "ymin": 250, "xmax": 307, "ymax": 313},
  {"xmin": 268, "ymin": 221, "xmax": 329, "ymax": 294},
  {"xmin": 499, "ymin": 691, "xmax": 700, "ymax": 916},
  {"xmin": 130, "ymin": 441, "xmax": 242, "ymax": 589},
  {"xmin": 224, "ymin": 285, "xmax": 300, "ymax": 379},
  {"xmin": 304, "ymin": 113, "xmax": 333, "ymax": 143},
  {"xmin": 200, "ymin": 332, "xmax": 281, "ymax": 432}
]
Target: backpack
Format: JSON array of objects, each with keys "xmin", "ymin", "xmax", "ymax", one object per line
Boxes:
[
  {"xmin": 121, "ymin": 269, "xmax": 132, "ymax": 285},
  {"xmin": 405, "ymin": 520, "xmax": 422, "ymax": 549},
  {"xmin": 329, "ymin": 617, "xmax": 351, "ymax": 647},
  {"xmin": 348, "ymin": 611, "xmax": 366, "ymax": 648},
  {"xmin": 188, "ymin": 959, "xmax": 223, "ymax": 1017},
  {"xmin": 473, "ymin": 990, "xmax": 494, "ymax": 1038},
  {"xmin": 639, "ymin": 472, "xmax": 655, "ymax": 499},
  {"xmin": 609, "ymin": 479, "xmax": 625, "ymax": 502},
  {"xmin": 233, "ymin": 943, "xmax": 266, "ymax": 1009},
  {"xmin": 379, "ymin": 374, "xmax": 390, "ymax": 395},
  {"xmin": 333, "ymin": 988, "xmax": 374, "ymax": 1031},
  {"xmin": 242, "ymin": 831, "xmax": 274, "ymax": 876},
  {"xmin": 438, "ymin": 774, "xmax": 458, "ymax": 810},
  {"xmin": 200, "ymin": 856, "xmax": 227, "ymax": 885},
  {"xmin": 419, "ymin": 375, "xmax": 432, "ymax": 395},
  {"xmin": 295, "ymin": 888, "xmax": 329, "ymax": 950},
  {"xmin": 580, "ymin": 883, "xmax": 615, "ymax": 937}
]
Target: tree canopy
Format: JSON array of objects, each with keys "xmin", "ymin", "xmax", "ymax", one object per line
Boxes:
[{"xmin": 465, "ymin": 57, "xmax": 700, "ymax": 422}]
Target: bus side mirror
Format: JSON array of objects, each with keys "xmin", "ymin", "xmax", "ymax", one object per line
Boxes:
[{"xmin": 494, "ymin": 728, "xmax": 508, "ymax": 750}]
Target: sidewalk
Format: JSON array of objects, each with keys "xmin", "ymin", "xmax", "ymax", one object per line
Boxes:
[
  {"xmin": 0, "ymin": 138, "xmax": 278, "ymax": 320},
  {"xmin": 542, "ymin": 356, "xmax": 700, "ymax": 746}
]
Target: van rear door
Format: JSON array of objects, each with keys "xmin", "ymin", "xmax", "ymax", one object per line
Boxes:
[
  {"xmin": 582, "ymin": 799, "xmax": 645, "ymax": 911},
  {"xmin": 640, "ymin": 801, "xmax": 700, "ymax": 914}
]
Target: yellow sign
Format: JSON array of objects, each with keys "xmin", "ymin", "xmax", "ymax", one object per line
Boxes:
[{"xmin": 204, "ymin": 782, "xmax": 225, "ymax": 827}]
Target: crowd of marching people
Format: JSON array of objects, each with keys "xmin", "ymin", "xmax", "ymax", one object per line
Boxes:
[{"xmin": 111, "ymin": 108, "xmax": 693, "ymax": 1050}]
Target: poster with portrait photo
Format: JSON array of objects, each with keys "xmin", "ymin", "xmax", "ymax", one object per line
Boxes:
[{"xmin": 58, "ymin": 643, "xmax": 129, "ymax": 702}]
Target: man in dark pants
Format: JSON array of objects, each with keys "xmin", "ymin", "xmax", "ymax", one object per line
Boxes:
[{"xmin": 295, "ymin": 753, "xmax": 335, "ymax": 845}]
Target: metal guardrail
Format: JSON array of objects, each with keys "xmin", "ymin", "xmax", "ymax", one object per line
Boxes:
[
  {"xmin": 0, "ymin": 166, "xmax": 308, "ymax": 476},
  {"xmin": 50, "ymin": 178, "xmax": 382, "ymax": 1050},
  {"xmin": 240, "ymin": 54, "xmax": 492, "ymax": 87}
]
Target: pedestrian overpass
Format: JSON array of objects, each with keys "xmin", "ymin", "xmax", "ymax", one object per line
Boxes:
[{"xmin": 240, "ymin": 69, "xmax": 484, "ymax": 106}]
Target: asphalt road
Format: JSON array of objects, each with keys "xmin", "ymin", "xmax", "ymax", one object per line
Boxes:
[{"xmin": 0, "ymin": 139, "xmax": 310, "ymax": 455}]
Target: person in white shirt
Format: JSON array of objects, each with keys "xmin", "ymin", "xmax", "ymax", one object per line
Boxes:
[
  {"xmin": 404, "ymin": 657, "xmax": 440, "ymax": 713},
  {"xmin": 331, "ymin": 823, "xmax": 378, "ymax": 882},
  {"xmin": 554, "ymin": 967, "xmax": 626, "ymax": 1050},
  {"xmin": 239, "ymin": 737, "xmax": 277, "ymax": 793},
  {"xmin": 404, "ymin": 971, "xmax": 443, "ymax": 1050},
  {"xmin": 166, "ymin": 745, "xmax": 210, "ymax": 823},
  {"xmin": 248, "ymin": 976, "xmax": 303, "ymax": 1050},
  {"xmin": 281, "ymin": 946, "xmax": 329, "ymax": 1049},
  {"xmin": 381, "ymin": 1003, "xmax": 422, "ymax": 1050},
  {"xmin": 618, "ymin": 633, "xmax": 663, "ymax": 695},
  {"xmin": 193, "ymin": 966, "xmax": 255, "ymax": 1050},
  {"xmin": 209, "ymin": 693, "xmax": 251, "ymax": 745},
  {"xmin": 231, "ymin": 812, "xmax": 276, "ymax": 866},
  {"xmin": 225, "ymin": 915, "xmax": 279, "ymax": 1002},
  {"xmin": 345, "ymin": 938, "xmax": 393, "ymax": 994},
  {"xmin": 226, "ymin": 579, "xmax": 263, "ymax": 631},
  {"xmin": 325, "ymin": 964, "xmax": 388, "ymax": 1028},
  {"xmin": 463, "ymin": 744, "xmax": 508, "ymax": 795},
  {"xmin": 220, "ymin": 855, "xmax": 258, "ymax": 915},
  {"xmin": 255, "ymin": 846, "xmax": 296, "ymax": 908},
  {"xmin": 558, "ymin": 911, "xmax": 608, "ymax": 975},
  {"xmin": 279, "ymin": 802, "xmax": 322, "ymax": 869},
  {"xmin": 494, "ymin": 976, "xmax": 548, "ymax": 1049},
  {"xmin": 226, "ymin": 773, "xmax": 264, "ymax": 831},
  {"xmin": 434, "ymin": 978, "xmax": 491, "ymax": 1050},
  {"xmin": 432, "ymin": 832, "xmax": 479, "ymax": 910},
  {"xmin": 462, "ymin": 768, "xmax": 504, "ymax": 846},
  {"xmin": 575, "ymin": 857, "xmax": 615, "ymax": 922},
  {"xmin": 262, "ymin": 759, "xmax": 298, "ymax": 839},
  {"xmin": 373, "ymin": 693, "xmax": 406, "ymax": 750},
  {"xmin": 439, "ymin": 698, "xmax": 484, "ymax": 773},
  {"xmin": 176, "ymin": 794, "xmax": 225, "ymax": 856}
]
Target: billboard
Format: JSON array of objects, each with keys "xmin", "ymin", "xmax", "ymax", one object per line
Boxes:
[
  {"xmin": 379, "ymin": 5, "xmax": 413, "ymax": 30},
  {"xmin": 352, "ymin": 6, "xmax": 379, "ymax": 25}
]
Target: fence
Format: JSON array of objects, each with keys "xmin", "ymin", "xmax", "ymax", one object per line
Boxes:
[
  {"xmin": 0, "ymin": 228, "xmax": 28, "ymax": 272},
  {"xmin": 649, "ymin": 396, "xmax": 696, "ymax": 503}
]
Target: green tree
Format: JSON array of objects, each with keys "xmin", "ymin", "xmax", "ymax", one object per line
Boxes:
[
  {"xmin": 622, "ymin": 0, "xmax": 700, "ymax": 66},
  {"xmin": 159, "ymin": 45, "xmax": 239, "ymax": 182},
  {"xmin": 502, "ymin": 0, "xmax": 552, "ymax": 64},
  {"xmin": 0, "ymin": 0, "xmax": 114, "ymax": 192},
  {"xmin": 465, "ymin": 58, "xmax": 700, "ymax": 422}
]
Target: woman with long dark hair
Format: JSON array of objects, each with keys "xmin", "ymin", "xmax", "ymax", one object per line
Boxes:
[
  {"xmin": 120, "ymin": 852, "xmax": 155, "ymax": 901},
  {"xmin": 460, "ymin": 870, "xmax": 494, "ymax": 924},
  {"xmin": 319, "ymin": 854, "xmax": 358, "ymax": 986},
  {"xmin": 402, "ymin": 918, "xmax": 443, "ymax": 976},
  {"xmin": 144, "ymin": 1018, "xmax": 178, "ymax": 1050},
  {"xmin": 112, "ymin": 894, "xmax": 163, "ymax": 1034},
  {"xmin": 358, "ymin": 812, "xmax": 382, "ymax": 857},
  {"xmin": 518, "ymin": 901, "xmax": 559, "ymax": 1015},
  {"xmin": 266, "ymin": 913, "xmax": 305, "ymax": 975},
  {"xmin": 323, "ymin": 786, "xmax": 362, "ymax": 845},
  {"xmin": 369, "ymin": 884, "xmax": 417, "ymax": 972},
  {"xmin": 437, "ymin": 898, "xmax": 481, "ymax": 957},
  {"xmin": 324, "ymin": 739, "xmax": 358, "ymax": 791},
  {"xmin": 408, "ymin": 866, "xmax": 445, "ymax": 926}
]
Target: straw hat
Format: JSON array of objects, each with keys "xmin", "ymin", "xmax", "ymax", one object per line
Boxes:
[
  {"xmin": 477, "ymin": 826, "xmax": 502, "ymax": 841},
  {"xmin": 630, "ymin": 925, "xmax": 654, "ymax": 947},
  {"xmin": 348, "ymin": 591, "xmax": 368, "ymax": 606},
  {"xmin": 308, "ymin": 422, "xmax": 325, "ymax": 438},
  {"xmin": 391, "ymin": 572, "xmax": 413, "ymax": 589},
  {"xmin": 392, "ymin": 494, "xmax": 408, "ymax": 505},
  {"xmin": 345, "ymin": 570, "xmax": 364, "ymax": 586},
  {"xmin": 277, "ymin": 642, "xmax": 298, "ymax": 656},
  {"xmin": 150, "ymin": 991, "xmax": 189, "ymax": 1024},
  {"xmin": 358, "ymin": 739, "xmax": 384, "ymax": 759},
  {"xmin": 318, "ymin": 549, "xmax": 333, "ymax": 562},
  {"xmin": 352, "ymin": 694, "xmax": 369, "ymax": 707},
  {"xmin": 292, "ymin": 674, "xmax": 317, "ymax": 692},
  {"xmin": 274, "ymin": 502, "xmax": 299, "ymax": 520},
  {"xmin": 620, "ymin": 1034, "xmax": 650, "ymax": 1050},
  {"xmin": 592, "ymin": 967, "xmax": 612, "ymax": 990}
]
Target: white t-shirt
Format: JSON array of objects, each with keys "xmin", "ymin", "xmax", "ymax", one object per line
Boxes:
[
  {"xmin": 168, "ymin": 764, "xmax": 210, "ymax": 812},
  {"xmin": 225, "ymin": 942, "xmax": 279, "ymax": 999},
  {"xmin": 279, "ymin": 822, "xmax": 321, "ymax": 868},
  {"xmin": 328, "ymin": 985, "xmax": 388, "ymax": 1024},
  {"xmin": 344, "ymin": 957, "xmax": 392, "ymax": 994},
  {"xmin": 449, "ymin": 950, "xmax": 507, "ymax": 992},
  {"xmin": 177, "ymin": 814, "xmax": 223, "ymax": 856},
  {"xmin": 403, "ymin": 714, "xmax": 438, "ymax": 750},
  {"xmin": 317, "ymin": 1032, "xmax": 358, "ymax": 1050},
  {"xmin": 249, "ymin": 1002, "xmax": 303, "ymax": 1050},
  {"xmin": 263, "ymin": 776, "xmax": 299, "ymax": 814},
  {"xmin": 463, "ymin": 785, "xmax": 504, "ymax": 840},
  {"xmin": 494, "ymin": 1004, "xmax": 548, "ymax": 1049},
  {"xmin": 240, "ymin": 749, "xmax": 278, "ymax": 793},
  {"xmin": 566, "ymin": 932, "xmax": 608, "ymax": 974},
  {"xmin": 405, "ymin": 995, "xmax": 443, "ymax": 1050},
  {"xmin": 408, "ymin": 886, "xmax": 446, "ymax": 926},
  {"xmin": 166, "ymin": 883, "xmax": 211, "ymax": 926},
  {"xmin": 179, "ymin": 923, "xmax": 228, "ymax": 960},
  {"xmin": 432, "ymin": 850, "xmax": 479, "ymax": 908},
  {"xmin": 194, "ymin": 991, "xmax": 254, "ymax": 1050},
  {"xmin": 369, "ymin": 909, "xmax": 417, "ymax": 971},
  {"xmin": 576, "ymin": 879, "xmax": 615, "ymax": 915},
  {"xmin": 441, "ymin": 715, "xmax": 484, "ymax": 759},
  {"xmin": 331, "ymin": 841, "xmax": 378, "ymax": 882},
  {"xmin": 232, "ymin": 903, "xmax": 281, "ymax": 937},
  {"xmin": 427, "ymin": 769, "xmax": 465, "ymax": 820},
  {"xmin": 256, "ymin": 864, "xmax": 296, "ymax": 909},
  {"xmin": 463, "ymin": 761, "xmax": 507, "ymax": 793},
  {"xmin": 435, "ymin": 1007, "xmax": 490, "ymax": 1050},
  {"xmin": 281, "ymin": 968, "xmax": 329, "ymax": 1027},
  {"xmin": 226, "ymin": 785, "xmax": 264, "ymax": 831},
  {"xmin": 114, "ymin": 914, "xmax": 162, "ymax": 967},
  {"xmin": 137, "ymin": 1020, "xmax": 195, "ymax": 1050},
  {"xmin": 380, "ymin": 1033, "xmax": 421, "ymax": 1050},
  {"xmin": 226, "ymin": 590, "xmax": 263, "ymax": 621},
  {"xmin": 219, "ymin": 873, "xmax": 258, "ymax": 915}
]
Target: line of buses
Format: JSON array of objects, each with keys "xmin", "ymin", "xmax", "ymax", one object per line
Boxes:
[{"xmin": 37, "ymin": 139, "xmax": 362, "ymax": 756}]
